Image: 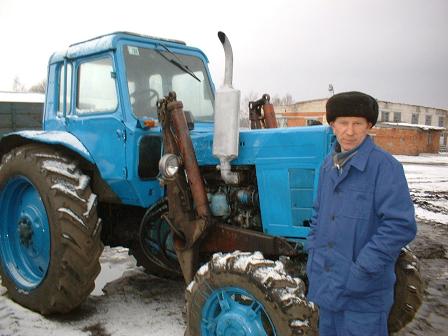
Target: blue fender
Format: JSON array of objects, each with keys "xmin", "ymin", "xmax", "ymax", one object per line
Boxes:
[{"xmin": 0, "ymin": 130, "xmax": 94, "ymax": 164}]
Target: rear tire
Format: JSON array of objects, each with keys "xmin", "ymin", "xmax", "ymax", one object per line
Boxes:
[
  {"xmin": 388, "ymin": 247, "xmax": 423, "ymax": 332},
  {"xmin": 0, "ymin": 144, "xmax": 103, "ymax": 314},
  {"xmin": 186, "ymin": 251, "xmax": 318, "ymax": 336}
]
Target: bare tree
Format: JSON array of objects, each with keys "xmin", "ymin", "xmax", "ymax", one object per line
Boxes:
[
  {"xmin": 29, "ymin": 79, "xmax": 47, "ymax": 93},
  {"xmin": 240, "ymin": 91, "xmax": 259, "ymax": 127},
  {"xmin": 282, "ymin": 93, "xmax": 293, "ymax": 105},
  {"xmin": 12, "ymin": 76, "xmax": 26, "ymax": 92}
]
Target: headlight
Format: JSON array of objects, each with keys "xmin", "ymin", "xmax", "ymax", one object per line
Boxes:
[{"xmin": 158, "ymin": 154, "xmax": 180, "ymax": 179}]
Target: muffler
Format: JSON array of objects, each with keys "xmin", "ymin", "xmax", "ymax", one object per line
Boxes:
[{"xmin": 213, "ymin": 31, "xmax": 241, "ymax": 185}]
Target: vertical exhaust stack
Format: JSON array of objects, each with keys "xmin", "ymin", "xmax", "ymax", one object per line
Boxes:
[{"xmin": 213, "ymin": 31, "xmax": 241, "ymax": 185}]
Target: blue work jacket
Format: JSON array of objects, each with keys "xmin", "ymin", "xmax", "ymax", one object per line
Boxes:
[{"xmin": 306, "ymin": 136, "xmax": 416, "ymax": 313}]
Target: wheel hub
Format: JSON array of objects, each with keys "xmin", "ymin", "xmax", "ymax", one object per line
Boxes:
[
  {"xmin": 216, "ymin": 312, "xmax": 254, "ymax": 336},
  {"xmin": 0, "ymin": 175, "xmax": 51, "ymax": 290},
  {"xmin": 202, "ymin": 287, "xmax": 273, "ymax": 336},
  {"xmin": 18, "ymin": 216, "xmax": 34, "ymax": 247}
]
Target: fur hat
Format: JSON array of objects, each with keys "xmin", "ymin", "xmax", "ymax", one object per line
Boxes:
[{"xmin": 326, "ymin": 91, "xmax": 378, "ymax": 125}]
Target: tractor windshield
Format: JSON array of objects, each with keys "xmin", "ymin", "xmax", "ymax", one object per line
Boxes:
[{"xmin": 123, "ymin": 44, "xmax": 214, "ymax": 122}]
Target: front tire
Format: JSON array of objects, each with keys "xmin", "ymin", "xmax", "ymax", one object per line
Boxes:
[
  {"xmin": 129, "ymin": 199, "xmax": 181, "ymax": 279},
  {"xmin": 0, "ymin": 144, "xmax": 103, "ymax": 314},
  {"xmin": 186, "ymin": 251, "xmax": 318, "ymax": 336}
]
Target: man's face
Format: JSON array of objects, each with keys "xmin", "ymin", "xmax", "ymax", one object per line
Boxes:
[{"xmin": 330, "ymin": 116, "xmax": 372, "ymax": 151}]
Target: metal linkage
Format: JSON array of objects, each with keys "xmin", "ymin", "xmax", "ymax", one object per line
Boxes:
[{"xmin": 248, "ymin": 93, "xmax": 278, "ymax": 129}]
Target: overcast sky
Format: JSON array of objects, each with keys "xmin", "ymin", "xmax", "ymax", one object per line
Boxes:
[{"xmin": 0, "ymin": 0, "xmax": 446, "ymax": 108}]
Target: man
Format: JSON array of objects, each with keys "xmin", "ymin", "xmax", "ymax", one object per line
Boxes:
[{"xmin": 306, "ymin": 91, "xmax": 416, "ymax": 335}]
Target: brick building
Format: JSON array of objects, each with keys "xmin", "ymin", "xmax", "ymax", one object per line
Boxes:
[
  {"xmin": 371, "ymin": 123, "xmax": 443, "ymax": 156},
  {"xmin": 275, "ymin": 98, "xmax": 447, "ymax": 155}
]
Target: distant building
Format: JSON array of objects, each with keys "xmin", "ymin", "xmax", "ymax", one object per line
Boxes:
[
  {"xmin": 275, "ymin": 98, "xmax": 448, "ymax": 155},
  {"xmin": 0, "ymin": 91, "xmax": 44, "ymax": 136}
]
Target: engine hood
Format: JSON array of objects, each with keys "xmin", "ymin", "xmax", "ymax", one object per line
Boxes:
[{"xmin": 192, "ymin": 125, "xmax": 334, "ymax": 166}]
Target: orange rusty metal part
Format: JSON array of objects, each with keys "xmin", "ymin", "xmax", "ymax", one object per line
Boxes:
[
  {"xmin": 200, "ymin": 223, "xmax": 297, "ymax": 256},
  {"xmin": 263, "ymin": 102, "xmax": 278, "ymax": 128},
  {"xmin": 168, "ymin": 99, "xmax": 211, "ymax": 220}
]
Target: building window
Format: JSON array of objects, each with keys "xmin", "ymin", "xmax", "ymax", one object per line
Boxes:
[
  {"xmin": 439, "ymin": 116, "xmax": 445, "ymax": 127},
  {"xmin": 306, "ymin": 119, "xmax": 322, "ymax": 126},
  {"xmin": 411, "ymin": 113, "xmax": 419, "ymax": 124},
  {"xmin": 425, "ymin": 115, "xmax": 432, "ymax": 126},
  {"xmin": 393, "ymin": 112, "xmax": 401, "ymax": 122},
  {"xmin": 381, "ymin": 111, "xmax": 390, "ymax": 122}
]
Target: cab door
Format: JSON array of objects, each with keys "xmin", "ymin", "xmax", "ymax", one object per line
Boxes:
[{"xmin": 66, "ymin": 54, "xmax": 128, "ymax": 196}]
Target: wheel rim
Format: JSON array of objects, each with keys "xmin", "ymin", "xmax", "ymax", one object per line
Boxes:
[
  {"xmin": 201, "ymin": 286, "xmax": 277, "ymax": 336},
  {"xmin": 0, "ymin": 176, "xmax": 50, "ymax": 290}
]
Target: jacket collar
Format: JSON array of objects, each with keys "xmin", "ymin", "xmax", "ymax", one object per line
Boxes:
[
  {"xmin": 324, "ymin": 135, "xmax": 374, "ymax": 172},
  {"xmin": 346, "ymin": 135, "xmax": 374, "ymax": 172}
]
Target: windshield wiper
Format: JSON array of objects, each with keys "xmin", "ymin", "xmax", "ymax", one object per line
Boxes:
[{"xmin": 155, "ymin": 43, "xmax": 201, "ymax": 82}]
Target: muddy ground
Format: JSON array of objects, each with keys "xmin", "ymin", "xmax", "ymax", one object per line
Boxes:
[
  {"xmin": 392, "ymin": 177, "xmax": 448, "ymax": 336},
  {"xmin": 395, "ymin": 219, "xmax": 448, "ymax": 335}
]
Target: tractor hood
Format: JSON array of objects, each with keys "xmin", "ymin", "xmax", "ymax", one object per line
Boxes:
[{"xmin": 193, "ymin": 125, "xmax": 333, "ymax": 166}]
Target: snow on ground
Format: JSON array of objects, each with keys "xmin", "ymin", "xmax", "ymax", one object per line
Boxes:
[
  {"xmin": 0, "ymin": 153, "xmax": 447, "ymax": 335},
  {"xmin": 0, "ymin": 247, "xmax": 186, "ymax": 336},
  {"xmin": 397, "ymin": 153, "xmax": 448, "ymax": 225}
]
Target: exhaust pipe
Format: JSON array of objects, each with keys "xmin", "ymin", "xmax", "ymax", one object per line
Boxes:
[{"xmin": 213, "ymin": 31, "xmax": 241, "ymax": 185}]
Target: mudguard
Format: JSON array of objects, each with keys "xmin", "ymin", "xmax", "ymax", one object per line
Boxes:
[{"xmin": 0, "ymin": 130, "xmax": 94, "ymax": 164}]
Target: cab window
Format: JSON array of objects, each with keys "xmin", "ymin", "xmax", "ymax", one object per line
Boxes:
[
  {"xmin": 76, "ymin": 57, "xmax": 118, "ymax": 113},
  {"xmin": 58, "ymin": 63, "xmax": 72, "ymax": 115}
]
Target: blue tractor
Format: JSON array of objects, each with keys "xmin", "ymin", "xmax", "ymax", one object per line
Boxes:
[{"xmin": 0, "ymin": 32, "xmax": 421, "ymax": 335}]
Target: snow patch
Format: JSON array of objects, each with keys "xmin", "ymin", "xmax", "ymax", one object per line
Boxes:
[
  {"xmin": 232, "ymin": 251, "xmax": 265, "ymax": 272},
  {"xmin": 290, "ymin": 319, "xmax": 310, "ymax": 328},
  {"xmin": 186, "ymin": 281, "xmax": 195, "ymax": 294},
  {"xmin": 84, "ymin": 194, "xmax": 97, "ymax": 217},
  {"xmin": 2, "ymin": 152, "xmax": 12, "ymax": 165},
  {"xmin": 415, "ymin": 207, "xmax": 448, "ymax": 225},
  {"xmin": 196, "ymin": 263, "xmax": 209, "ymax": 277},
  {"xmin": 58, "ymin": 208, "xmax": 86, "ymax": 228},
  {"xmin": 77, "ymin": 175, "xmax": 90, "ymax": 191},
  {"xmin": 17, "ymin": 130, "xmax": 91, "ymax": 158},
  {"xmin": 42, "ymin": 160, "xmax": 78, "ymax": 179},
  {"xmin": 51, "ymin": 182, "xmax": 85, "ymax": 203},
  {"xmin": 0, "ymin": 286, "xmax": 6, "ymax": 296}
]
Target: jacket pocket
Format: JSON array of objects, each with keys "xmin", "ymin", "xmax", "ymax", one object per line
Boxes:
[
  {"xmin": 340, "ymin": 190, "xmax": 372, "ymax": 219},
  {"xmin": 346, "ymin": 262, "xmax": 386, "ymax": 295}
]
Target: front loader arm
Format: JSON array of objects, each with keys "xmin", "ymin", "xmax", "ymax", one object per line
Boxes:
[{"xmin": 157, "ymin": 92, "xmax": 213, "ymax": 283}]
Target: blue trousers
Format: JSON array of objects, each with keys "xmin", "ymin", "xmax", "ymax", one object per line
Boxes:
[{"xmin": 318, "ymin": 308, "xmax": 389, "ymax": 336}]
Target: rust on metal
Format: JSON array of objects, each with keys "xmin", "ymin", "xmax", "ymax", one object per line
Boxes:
[
  {"xmin": 200, "ymin": 223, "xmax": 297, "ymax": 256},
  {"xmin": 157, "ymin": 91, "xmax": 213, "ymax": 283},
  {"xmin": 168, "ymin": 99, "xmax": 211, "ymax": 220},
  {"xmin": 248, "ymin": 94, "xmax": 277, "ymax": 129},
  {"xmin": 262, "ymin": 101, "xmax": 278, "ymax": 128}
]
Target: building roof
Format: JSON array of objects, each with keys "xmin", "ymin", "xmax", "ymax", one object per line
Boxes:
[
  {"xmin": 0, "ymin": 91, "xmax": 44, "ymax": 103},
  {"xmin": 378, "ymin": 122, "xmax": 445, "ymax": 131},
  {"xmin": 277, "ymin": 97, "xmax": 447, "ymax": 113}
]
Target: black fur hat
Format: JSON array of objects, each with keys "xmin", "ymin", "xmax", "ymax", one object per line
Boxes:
[{"xmin": 326, "ymin": 91, "xmax": 379, "ymax": 125}]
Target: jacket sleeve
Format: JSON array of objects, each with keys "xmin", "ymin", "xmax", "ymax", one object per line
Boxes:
[{"xmin": 353, "ymin": 159, "xmax": 416, "ymax": 275}]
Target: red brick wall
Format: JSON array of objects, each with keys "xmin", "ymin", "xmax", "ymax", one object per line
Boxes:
[
  {"xmin": 370, "ymin": 127, "xmax": 441, "ymax": 155},
  {"xmin": 282, "ymin": 112, "xmax": 325, "ymax": 127}
]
